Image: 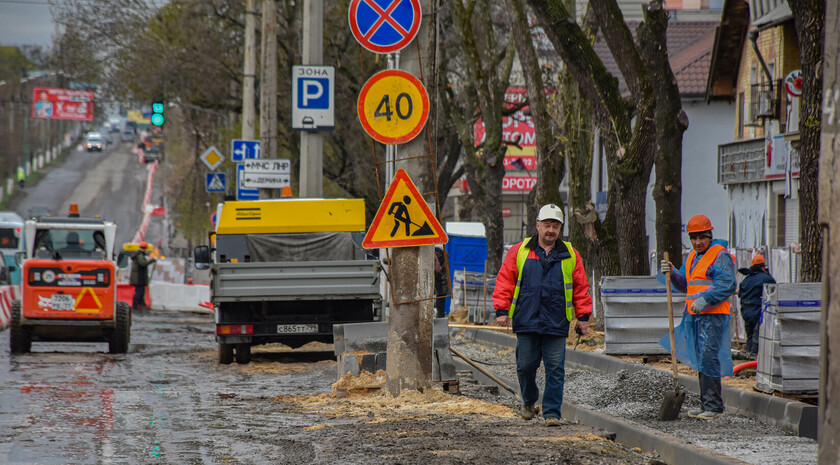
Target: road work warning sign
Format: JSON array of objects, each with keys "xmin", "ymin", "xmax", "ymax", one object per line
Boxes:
[{"xmin": 363, "ymin": 169, "xmax": 447, "ymax": 248}]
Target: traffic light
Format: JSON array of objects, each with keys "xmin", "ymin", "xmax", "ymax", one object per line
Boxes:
[{"xmin": 151, "ymin": 101, "xmax": 164, "ymax": 126}]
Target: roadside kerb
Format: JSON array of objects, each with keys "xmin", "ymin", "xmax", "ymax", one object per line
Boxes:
[
  {"xmin": 456, "ymin": 328, "xmax": 817, "ymax": 439},
  {"xmin": 453, "ymin": 355, "xmax": 750, "ymax": 465}
]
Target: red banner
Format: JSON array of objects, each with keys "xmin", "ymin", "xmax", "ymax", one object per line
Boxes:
[{"xmin": 32, "ymin": 87, "xmax": 94, "ymax": 121}]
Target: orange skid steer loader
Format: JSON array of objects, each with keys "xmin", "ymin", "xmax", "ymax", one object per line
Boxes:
[{"xmin": 9, "ymin": 204, "xmax": 131, "ymax": 354}]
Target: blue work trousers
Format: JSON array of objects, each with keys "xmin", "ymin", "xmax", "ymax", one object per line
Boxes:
[
  {"xmin": 696, "ymin": 314, "xmax": 728, "ymax": 413},
  {"xmin": 515, "ymin": 333, "xmax": 567, "ymax": 419}
]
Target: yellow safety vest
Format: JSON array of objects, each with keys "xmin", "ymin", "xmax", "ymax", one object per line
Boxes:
[{"xmin": 508, "ymin": 237, "xmax": 576, "ymax": 321}]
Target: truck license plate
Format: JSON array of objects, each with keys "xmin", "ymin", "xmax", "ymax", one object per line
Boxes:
[
  {"xmin": 277, "ymin": 324, "xmax": 318, "ymax": 334},
  {"xmin": 50, "ymin": 294, "xmax": 76, "ymax": 311}
]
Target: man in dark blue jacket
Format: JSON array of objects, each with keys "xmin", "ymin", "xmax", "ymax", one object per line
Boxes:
[
  {"xmin": 738, "ymin": 254, "xmax": 776, "ymax": 355},
  {"xmin": 493, "ymin": 204, "xmax": 592, "ymax": 427}
]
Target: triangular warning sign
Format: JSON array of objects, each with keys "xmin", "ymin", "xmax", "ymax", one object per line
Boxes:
[
  {"xmin": 363, "ymin": 169, "xmax": 448, "ymax": 249},
  {"xmin": 74, "ymin": 287, "xmax": 102, "ymax": 313}
]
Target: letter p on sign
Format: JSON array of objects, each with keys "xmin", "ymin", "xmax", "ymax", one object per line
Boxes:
[{"xmin": 298, "ymin": 78, "xmax": 328, "ymax": 109}]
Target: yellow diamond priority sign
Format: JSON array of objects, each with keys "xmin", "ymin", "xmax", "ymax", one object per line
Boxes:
[
  {"xmin": 363, "ymin": 169, "xmax": 447, "ymax": 248},
  {"xmin": 199, "ymin": 146, "xmax": 225, "ymax": 170},
  {"xmin": 357, "ymin": 70, "xmax": 429, "ymax": 145}
]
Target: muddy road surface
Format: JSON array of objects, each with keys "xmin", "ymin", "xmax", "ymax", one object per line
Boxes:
[{"xmin": 1, "ymin": 310, "xmax": 654, "ymax": 464}]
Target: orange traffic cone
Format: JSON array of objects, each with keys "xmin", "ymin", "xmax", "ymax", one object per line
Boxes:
[{"xmin": 281, "ymin": 185, "xmax": 293, "ymax": 197}]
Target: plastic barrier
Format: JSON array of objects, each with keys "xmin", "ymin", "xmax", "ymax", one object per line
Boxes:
[
  {"xmin": 116, "ymin": 283, "xmax": 150, "ymax": 309},
  {"xmin": 148, "ymin": 282, "xmax": 211, "ymax": 311},
  {"xmin": 0, "ymin": 285, "xmax": 20, "ymax": 330}
]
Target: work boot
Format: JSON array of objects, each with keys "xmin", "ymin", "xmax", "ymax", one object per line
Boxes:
[
  {"xmin": 544, "ymin": 417, "xmax": 566, "ymax": 427},
  {"xmin": 686, "ymin": 408, "xmax": 704, "ymax": 418},
  {"xmin": 518, "ymin": 404, "xmax": 537, "ymax": 420},
  {"xmin": 694, "ymin": 411, "xmax": 725, "ymax": 420}
]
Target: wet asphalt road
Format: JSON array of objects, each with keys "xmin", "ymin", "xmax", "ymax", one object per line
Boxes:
[
  {"xmin": 11, "ymin": 134, "xmax": 159, "ymax": 247},
  {"xmin": 0, "ymin": 310, "xmax": 336, "ymax": 464}
]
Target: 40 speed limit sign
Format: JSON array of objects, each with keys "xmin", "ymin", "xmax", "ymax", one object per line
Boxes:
[{"xmin": 357, "ymin": 69, "xmax": 429, "ymax": 145}]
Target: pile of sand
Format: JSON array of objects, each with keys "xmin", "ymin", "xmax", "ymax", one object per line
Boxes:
[{"xmin": 276, "ymin": 370, "xmax": 516, "ymax": 420}]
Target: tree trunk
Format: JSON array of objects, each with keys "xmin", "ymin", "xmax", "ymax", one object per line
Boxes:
[
  {"xmin": 790, "ymin": 0, "xmax": 825, "ymax": 282},
  {"xmin": 640, "ymin": 1, "xmax": 685, "ymax": 265},
  {"xmin": 507, "ymin": 0, "xmax": 565, "ymax": 221},
  {"xmin": 528, "ymin": 0, "xmax": 656, "ymax": 276}
]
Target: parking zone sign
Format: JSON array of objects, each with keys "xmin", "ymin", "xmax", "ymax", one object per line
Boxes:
[{"xmin": 292, "ymin": 65, "xmax": 335, "ymax": 131}]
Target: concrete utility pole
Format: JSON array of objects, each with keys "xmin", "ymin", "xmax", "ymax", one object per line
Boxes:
[
  {"xmin": 819, "ymin": 1, "xmax": 840, "ymax": 461},
  {"xmin": 299, "ymin": 0, "xmax": 324, "ymax": 198},
  {"xmin": 385, "ymin": 0, "xmax": 437, "ymax": 396},
  {"xmin": 242, "ymin": 0, "xmax": 258, "ymax": 140},
  {"xmin": 259, "ymin": 0, "xmax": 278, "ymax": 198}
]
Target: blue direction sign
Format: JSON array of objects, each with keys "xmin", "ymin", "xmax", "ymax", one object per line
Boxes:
[
  {"xmin": 236, "ymin": 164, "xmax": 259, "ymax": 200},
  {"xmin": 231, "ymin": 139, "xmax": 261, "ymax": 163},
  {"xmin": 206, "ymin": 173, "xmax": 226, "ymax": 193},
  {"xmin": 348, "ymin": 0, "xmax": 421, "ymax": 54}
]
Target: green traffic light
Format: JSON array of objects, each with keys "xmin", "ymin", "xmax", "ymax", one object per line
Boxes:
[
  {"xmin": 151, "ymin": 113, "xmax": 164, "ymax": 126},
  {"xmin": 152, "ymin": 102, "xmax": 164, "ymax": 113}
]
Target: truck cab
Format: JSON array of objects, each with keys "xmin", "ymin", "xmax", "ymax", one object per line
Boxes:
[
  {"xmin": 9, "ymin": 204, "xmax": 130, "ymax": 354},
  {"xmin": 195, "ymin": 199, "xmax": 382, "ymax": 364}
]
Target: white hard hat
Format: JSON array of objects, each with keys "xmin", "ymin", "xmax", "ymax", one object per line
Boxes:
[{"xmin": 537, "ymin": 204, "xmax": 564, "ymax": 223}]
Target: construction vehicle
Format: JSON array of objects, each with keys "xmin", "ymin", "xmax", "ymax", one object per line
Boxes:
[
  {"xmin": 9, "ymin": 204, "xmax": 131, "ymax": 354},
  {"xmin": 194, "ymin": 199, "xmax": 382, "ymax": 364}
]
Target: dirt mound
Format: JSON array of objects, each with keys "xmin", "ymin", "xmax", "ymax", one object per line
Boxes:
[{"xmin": 277, "ymin": 370, "xmax": 516, "ymax": 420}]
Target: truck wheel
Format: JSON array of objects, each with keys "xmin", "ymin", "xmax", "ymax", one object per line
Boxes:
[
  {"xmin": 109, "ymin": 302, "xmax": 131, "ymax": 354},
  {"xmin": 234, "ymin": 343, "xmax": 251, "ymax": 364},
  {"xmin": 9, "ymin": 300, "xmax": 30, "ymax": 354},
  {"xmin": 218, "ymin": 343, "xmax": 234, "ymax": 364}
]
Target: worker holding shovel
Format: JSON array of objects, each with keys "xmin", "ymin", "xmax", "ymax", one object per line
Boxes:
[{"xmin": 659, "ymin": 214, "xmax": 736, "ymax": 420}]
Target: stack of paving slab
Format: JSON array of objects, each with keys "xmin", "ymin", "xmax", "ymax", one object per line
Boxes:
[
  {"xmin": 450, "ymin": 270, "xmax": 496, "ymax": 325},
  {"xmin": 333, "ymin": 318, "xmax": 457, "ymax": 384},
  {"xmin": 600, "ymin": 276, "xmax": 686, "ymax": 355},
  {"xmin": 756, "ymin": 282, "xmax": 820, "ymax": 395}
]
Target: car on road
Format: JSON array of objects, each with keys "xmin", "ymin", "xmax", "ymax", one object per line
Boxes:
[
  {"xmin": 27, "ymin": 206, "xmax": 51, "ymax": 219},
  {"xmin": 86, "ymin": 132, "xmax": 104, "ymax": 152}
]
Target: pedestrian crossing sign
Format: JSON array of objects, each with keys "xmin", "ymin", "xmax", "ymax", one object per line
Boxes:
[
  {"xmin": 206, "ymin": 173, "xmax": 226, "ymax": 193},
  {"xmin": 363, "ymin": 168, "xmax": 447, "ymax": 249}
]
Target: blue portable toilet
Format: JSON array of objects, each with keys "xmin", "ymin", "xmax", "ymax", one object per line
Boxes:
[{"xmin": 444, "ymin": 222, "xmax": 487, "ymax": 315}]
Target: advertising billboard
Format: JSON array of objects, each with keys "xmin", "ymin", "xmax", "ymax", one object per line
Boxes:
[{"xmin": 31, "ymin": 87, "xmax": 94, "ymax": 122}]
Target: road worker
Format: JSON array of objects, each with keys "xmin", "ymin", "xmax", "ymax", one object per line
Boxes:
[
  {"xmin": 130, "ymin": 241, "xmax": 156, "ymax": 312},
  {"xmin": 660, "ymin": 214, "xmax": 736, "ymax": 420},
  {"xmin": 737, "ymin": 254, "xmax": 776, "ymax": 355},
  {"xmin": 493, "ymin": 204, "xmax": 593, "ymax": 427}
]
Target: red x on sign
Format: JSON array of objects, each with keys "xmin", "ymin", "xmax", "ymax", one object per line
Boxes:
[{"xmin": 348, "ymin": 0, "xmax": 422, "ymax": 54}]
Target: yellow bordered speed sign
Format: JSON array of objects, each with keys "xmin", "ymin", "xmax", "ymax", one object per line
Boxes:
[{"xmin": 357, "ymin": 69, "xmax": 429, "ymax": 145}]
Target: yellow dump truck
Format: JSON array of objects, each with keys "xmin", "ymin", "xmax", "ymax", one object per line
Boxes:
[{"xmin": 194, "ymin": 199, "xmax": 382, "ymax": 364}]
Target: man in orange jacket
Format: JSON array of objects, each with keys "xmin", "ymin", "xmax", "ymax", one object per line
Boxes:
[
  {"xmin": 660, "ymin": 214, "xmax": 736, "ymax": 420},
  {"xmin": 493, "ymin": 204, "xmax": 593, "ymax": 427}
]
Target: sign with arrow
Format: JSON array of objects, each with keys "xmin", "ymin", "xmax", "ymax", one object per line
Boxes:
[
  {"xmin": 242, "ymin": 158, "xmax": 291, "ymax": 189},
  {"xmin": 231, "ymin": 139, "xmax": 261, "ymax": 162}
]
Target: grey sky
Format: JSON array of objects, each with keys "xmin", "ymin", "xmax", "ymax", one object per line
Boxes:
[{"xmin": 0, "ymin": 1, "xmax": 55, "ymax": 48}]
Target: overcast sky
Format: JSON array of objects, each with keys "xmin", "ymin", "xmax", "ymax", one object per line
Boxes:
[{"xmin": 0, "ymin": 1, "xmax": 55, "ymax": 48}]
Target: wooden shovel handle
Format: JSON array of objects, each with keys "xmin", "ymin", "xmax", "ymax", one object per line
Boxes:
[{"xmin": 664, "ymin": 252, "xmax": 679, "ymax": 391}]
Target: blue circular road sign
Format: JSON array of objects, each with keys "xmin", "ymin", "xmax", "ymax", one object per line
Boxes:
[{"xmin": 348, "ymin": 0, "xmax": 421, "ymax": 54}]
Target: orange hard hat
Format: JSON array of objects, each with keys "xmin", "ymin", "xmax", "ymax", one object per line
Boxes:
[
  {"xmin": 751, "ymin": 254, "xmax": 766, "ymax": 266},
  {"xmin": 139, "ymin": 241, "xmax": 149, "ymax": 249},
  {"xmin": 686, "ymin": 214, "xmax": 714, "ymax": 234}
]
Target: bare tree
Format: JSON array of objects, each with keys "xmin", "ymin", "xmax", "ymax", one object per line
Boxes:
[
  {"xmin": 506, "ymin": 0, "xmax": 566, "ymax": 227},
  {"xmin": 525, "ymin": 0, "xmax": 685, "ymax": 275},
  {"xmin": 446, "ymin": 0, "xmax": 517, "ymax": 273}
]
